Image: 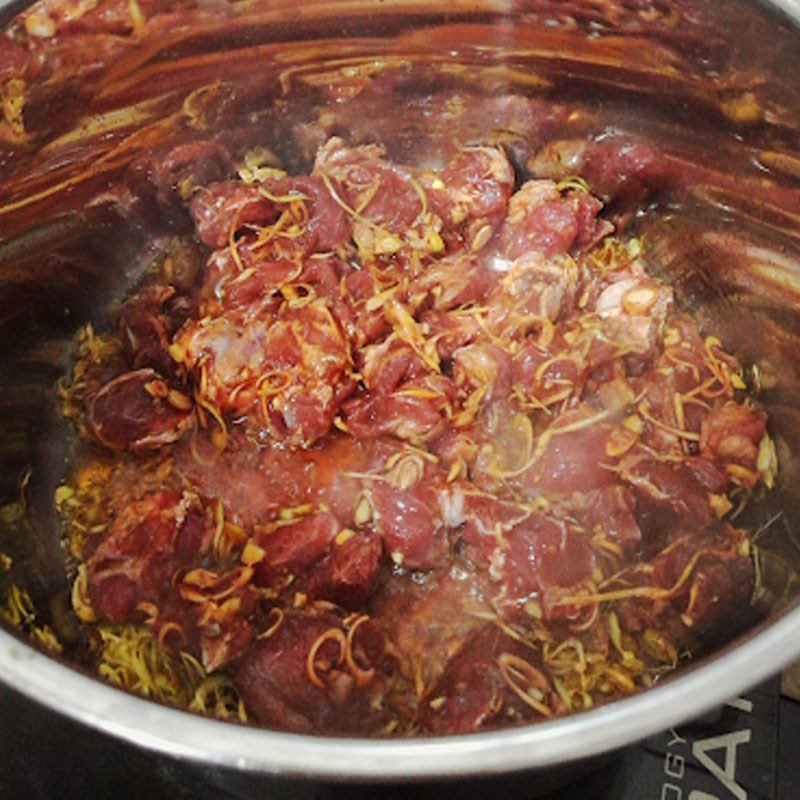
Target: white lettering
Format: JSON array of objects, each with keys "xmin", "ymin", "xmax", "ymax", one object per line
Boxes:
[
  {"xmin": 692, "ymin": 729, "xmax": 751, "ymax": 800},
  {"xmin": 665, "ymin": 752, "xmax": 685, "ymax": 779},
  {"xmin": 725, "ymin": 697, "xmax": 753, "ymax": 713},
  {"xmin": 668, "ymin": 728, "xmax": 687, "ymax": 747}
]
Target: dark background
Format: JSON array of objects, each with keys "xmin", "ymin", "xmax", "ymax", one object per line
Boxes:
[{"xmin": 1, "ymin": 680, "xmax": 797, "ymax": 800}]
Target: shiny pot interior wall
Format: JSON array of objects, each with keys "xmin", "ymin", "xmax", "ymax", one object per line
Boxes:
[{"xmin": 1, "ymin": 0, "xmax": 800, "ymax": 729}]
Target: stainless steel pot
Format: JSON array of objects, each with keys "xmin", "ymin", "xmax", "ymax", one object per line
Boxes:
[{"xmin": 1, "ymin": 0, "xmax": 800, "ymax": 781}]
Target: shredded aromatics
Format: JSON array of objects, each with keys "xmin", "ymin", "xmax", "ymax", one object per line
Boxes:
[
  {"xmin": 0, "ymin": 584, "xmax": 62, "ymax": 654},
  {"xmin": 497, "ymin": 653, "xmax": 553, "ymax": 717},
  {"xmin": 96, "ymin": 624, "xmax": 245, "ymax": 720},
  {"xmin": 1, "ymin": 79, "xmax": 28, "ymax": 143},
  {"xmin": 306, "ymin": 628, "xmax": 346, "ymax": 689},
  {"xmin": 42, "ymin": 127, "xmax": 775, "ymax": 737}
]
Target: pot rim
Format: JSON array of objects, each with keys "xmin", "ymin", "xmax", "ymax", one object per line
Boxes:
[
  {"xmin": 1, "ymin": 599, "xmax": 800, "ymax": 779},
  {"xmin": 2, "ymin": 0, "xmax": 800, "ymax": 780}
]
